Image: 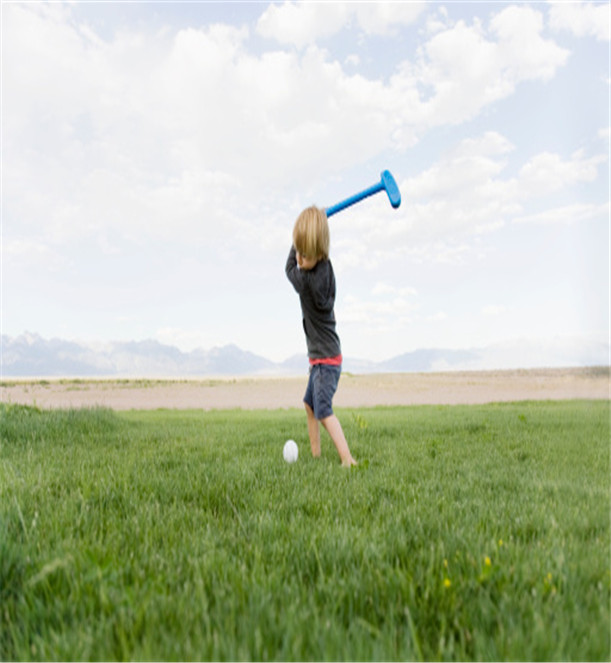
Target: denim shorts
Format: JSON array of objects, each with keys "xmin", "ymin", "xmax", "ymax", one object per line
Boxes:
[{"xmin": 303, "ymin": 363, "xmax": 342, "ymax": 420}]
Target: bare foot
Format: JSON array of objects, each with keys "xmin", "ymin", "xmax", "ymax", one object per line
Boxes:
[{"xmin": 341, "ymin": 458, "xmax": 358, "ymax": 468}]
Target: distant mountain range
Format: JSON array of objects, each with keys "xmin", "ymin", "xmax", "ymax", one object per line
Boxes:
[{"xmin": 1, "ymin": 332, "xmax": 608, "ymax": 378}]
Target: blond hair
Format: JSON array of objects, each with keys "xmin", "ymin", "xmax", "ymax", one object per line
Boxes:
[{"xmin": 292, "ymin": 206, "xmax": 330, "ymax": 261}]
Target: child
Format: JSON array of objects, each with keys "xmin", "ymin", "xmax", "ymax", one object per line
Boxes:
[{"xmin": 285, "ymin": 205, "xmax": 357, "ymax": 467}]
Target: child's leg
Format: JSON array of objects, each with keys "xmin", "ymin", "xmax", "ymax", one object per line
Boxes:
[
  {"xmin": 321, "ymin": 414, "xmax": 357, "ymax": 467},
  {"xmin": 305, "ymin": 402, "xmax": 321, "ymax": 457}
]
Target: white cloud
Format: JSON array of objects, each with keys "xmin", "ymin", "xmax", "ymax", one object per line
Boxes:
[
  {"xmin": 399, "ymin": 132, "xmax": 520, "ymax": 240},
  {"xmin": 329, "ymin": 130, "xmax": 607, "ymax": 274},
  {"xmin": 338, "ymin": 292, "xmax": 415, "ymax": 330},
  {"xmin": 517, "ymin": 150, "xmax": 606, "ymax": 197},
  {"xmin": 5, "ymin": 4, "xmax": 415, "ymax": 248},
  {"xmin": 548, "ymin": 1, "xmax": 610, "ymax": 42},
  {"xmin": 4, "ymin": 1, "xmax": 568, "ymax": 265},
  {"xmin": 372, "ymin": 282, "xmax": 418, "ymax": 298},
  {"xmin": 4, "ymin": 238, "xmax": 66, "ymax": 272},
  {"xmin": 411, "ymin": 6, "xmax": 569, "ymax": 127},
  {"xmin": 353, "ymin": 2, "xmax": 427, "ymax": 36},
  {"xmin": 425, "ymin": 311, "xmax": 448, "ymax": 323},
  {"xmin": 401, "ymin": 136, "xmax": 606, "ymax": 241},
  {"xmin": 4, "ymin": 3, "xmax": 573, "ymax": 218},
  {"xmin": 490, "ymin": 5, "xmax": 569, "ymax": 81},
  {"xmin": 256, "ymin": 1, "xmax": 425, "ymax": 48},
  {"xmin": 450, "ymin": 131, "xmax": 515, "ymax": 159},
  {"xmin": 256, "ymin": 3, "xmax": 348, "ymax": 48},
  {"xmin": 512, "ymin": 202, "xmax": 610, "ymax": 225},
  {"xmin": 155, "ymin": 327, "xmax": 212, "ymax": 353},
  {"xmin": 256, "ymin": 4, "xmax": 570, "ymax": 153},
  {"xmin": 482, "ymin": 305, "xmax": 507, "ymax": 317},
  {"xmin": 406, "ymin": 132, "xmax": 513, "ymax": 201}
]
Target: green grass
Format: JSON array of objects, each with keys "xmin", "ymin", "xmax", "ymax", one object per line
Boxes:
[{"xmin": 1, "ymin": 401, "xmax": 609, "ymax": 661}]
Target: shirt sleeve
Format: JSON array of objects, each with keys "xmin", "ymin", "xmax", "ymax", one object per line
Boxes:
[
  {"xmin": 285, "ymin": 246, "xmax": 304, "ymax": 293},
  {"xmin": 308, "ymin": 261, "xmax": 335, "ymax": 313},
  {"xmin": 286, "ymin": 246, "xmax": 335, "ymax": 313}
]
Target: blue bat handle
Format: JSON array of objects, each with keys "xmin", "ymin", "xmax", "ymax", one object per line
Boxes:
[
  {"xmin": 325, "ymin": 170, "xmax": 401, "ymax": 218},
  {"xmin": 325, "ymin": 181, "xmax": 384, "ymax": 217}
]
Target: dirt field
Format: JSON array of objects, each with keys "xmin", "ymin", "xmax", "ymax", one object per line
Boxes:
[{"xmin": 1, "ymin": 367, "xmax": 608, "ymax": 411}]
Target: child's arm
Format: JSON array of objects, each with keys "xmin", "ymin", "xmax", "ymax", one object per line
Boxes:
[
  {"xmin": 286, "ymin": 245, "xmax": 336, "ymax": 313},
  {"xmin": 310, "ymin": 263, "xmax": 335, "ymax": 313},
  {"xmin": 285, "ymin": 246, "xmax": 304, "ymax": 293}
]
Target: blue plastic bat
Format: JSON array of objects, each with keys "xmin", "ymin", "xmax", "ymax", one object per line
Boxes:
[{"xmin": 325, "ymin": 170, "xmax": 401, "ymax": 217}]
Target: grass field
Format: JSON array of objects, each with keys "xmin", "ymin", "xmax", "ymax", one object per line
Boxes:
[{"xmin": 1, "ymin": 400, "xmax": 609, "ymax": 661}]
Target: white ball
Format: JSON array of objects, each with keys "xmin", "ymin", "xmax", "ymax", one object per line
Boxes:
[{"xmin": 283, "ymin": 439, "xmax": 298, "ymax": 463}]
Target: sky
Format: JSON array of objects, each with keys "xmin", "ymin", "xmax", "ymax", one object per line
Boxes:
[{"xmin": 2, "ymin": 0, "xmax": 609, "ymax": 364}]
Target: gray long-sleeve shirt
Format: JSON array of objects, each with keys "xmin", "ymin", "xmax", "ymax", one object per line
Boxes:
[{"xmin": 285, "ymin": 246, "xmax": 341, "ymax": 360}]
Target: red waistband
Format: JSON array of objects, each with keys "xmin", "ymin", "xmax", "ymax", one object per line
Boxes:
[{"xmin": 309, "ymin": 354, "xmax": 342, "ymax": 366}]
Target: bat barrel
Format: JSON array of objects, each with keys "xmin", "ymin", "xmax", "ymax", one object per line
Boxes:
[{"xmin": 381, "ymin": 170, "xmax": 401, "ymax": 209}]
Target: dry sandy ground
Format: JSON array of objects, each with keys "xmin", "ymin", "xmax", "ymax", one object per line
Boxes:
[{"xmin": 1, "ymin": 367, "xmax": 608, "ymax": 411}]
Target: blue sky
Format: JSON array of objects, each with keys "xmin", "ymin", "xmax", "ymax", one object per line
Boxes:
[{"xmin": 2, "ymin": 1, "xmax": 609, "ymax": 365}]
